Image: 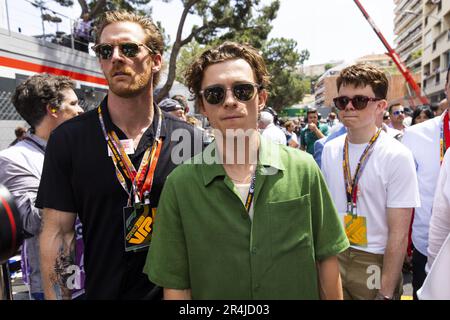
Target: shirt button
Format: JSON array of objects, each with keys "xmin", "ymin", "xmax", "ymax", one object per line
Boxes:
[
  {"xmin": 251, "ymin": 247, "xmax": 257, "ymax": 254},
  {"xmin": 254, "ymin": 284, "xmax": 260, "ymax": 291}
]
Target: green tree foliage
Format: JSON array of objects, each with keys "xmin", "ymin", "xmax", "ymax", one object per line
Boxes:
[
  {"xmin": 53, "ymin": 0, "xmax": 151, "ymax": 19},
  {"xmin": 176, "ymin": 38, "xmax": 310, "ymax": 113},
  {"xmin": 262, "ymin": 38, "xmax": 310, "ymax": 111},
  {"xmin": 155, "ymin": 0, "xmax": 280, "ymax": 102},
  {"xmin": 175, "ymin": 41, "xmax": 208, "ymax": 84}
]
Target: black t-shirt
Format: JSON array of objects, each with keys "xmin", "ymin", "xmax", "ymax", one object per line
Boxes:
[{"xmin": 36, "ymin": 97, "xmax": 202, "ymax": 299}]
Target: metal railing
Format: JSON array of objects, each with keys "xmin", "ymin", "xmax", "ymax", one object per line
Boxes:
[{"xmin": 1, "ymin": 0, "xmax": 90, "ymax": 52}]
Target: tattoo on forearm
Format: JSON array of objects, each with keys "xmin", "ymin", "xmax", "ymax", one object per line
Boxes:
[{"xmin": 50, "ymin": 241, "xmax": 75, "ymax": 299}]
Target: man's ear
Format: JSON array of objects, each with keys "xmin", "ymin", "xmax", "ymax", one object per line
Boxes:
[
  {"xmin": 378, "ymin": 99, "xmax": 388, "ymax": 112},
  {"xmin": 151, "ymin": 53, "xmax": 162, "ymax": 73},
  {"xmin": 47, "ymin": 104, "xmax": 58, "ymax": 117}
]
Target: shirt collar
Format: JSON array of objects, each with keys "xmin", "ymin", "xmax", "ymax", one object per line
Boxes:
[
  {"xmin": 201, "ymin": 134, "xmax": 286, "ymax": 186},
  {"xmin": 101, "ymin": 96, "xmax": 166, "ymax": 139},
  {"xmin": 24, "ymin": 131, "xmax": 47, "ymax": 151}
]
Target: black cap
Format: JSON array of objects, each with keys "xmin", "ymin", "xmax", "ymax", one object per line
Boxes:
[{"xmin": 158, "ymin": 98, "xmax": 184, "ymax": 112}]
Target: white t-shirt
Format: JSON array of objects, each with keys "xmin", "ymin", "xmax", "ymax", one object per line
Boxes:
[
  {"xmin": 261, "ymin": 123, "xmax": 287, "ymax": 145},
  {"xmin": 234, "ymin": 182, "xmax": 254, "ymax": 221},
  {"xmin": 427, "ymin": 149, "xmax": 450, "ymax": 269},
  {"xmin": 321, "ymin": 131, "xmax": 420, "ymax": 254},
  {"xmin": 402, "ymin": 115, "xmax": 447, "ymax": 256}
]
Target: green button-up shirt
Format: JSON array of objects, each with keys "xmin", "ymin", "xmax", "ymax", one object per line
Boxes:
[{"xmin": 144, "ymin": 136, "xmax": 348, "ymax": 299}]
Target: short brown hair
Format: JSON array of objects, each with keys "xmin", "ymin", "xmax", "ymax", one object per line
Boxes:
[
  {"xmin": 12, "ymin": 74, "xmax": 75, "ymax": 129},
  {"xmin": 388, "ymin": 103, "xmax": 403, "ymax": 113},
  {"xmin": 185, "ymin": 42, "xmax": 270, "ymax": 106},
  {"xmin": 94, "ymin": 10, "xmax": 164, "ymax": 85},
  {"xmin": 336, "ymin": 63, "xmax": 388, "ymax": 99}
]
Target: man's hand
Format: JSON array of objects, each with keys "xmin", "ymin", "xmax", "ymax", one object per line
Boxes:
[
  {"xmin": 309, "ymin": 122, "xmax": 325, "ymax": 139},
  {"xmin": 308, "ymin": 123, "xmax": 318, "ymax": 131}
]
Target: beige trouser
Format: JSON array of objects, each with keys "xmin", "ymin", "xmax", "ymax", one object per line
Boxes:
[{"xmin": 338, "ymin": 247, "xmax": 403, "ymax": 300}]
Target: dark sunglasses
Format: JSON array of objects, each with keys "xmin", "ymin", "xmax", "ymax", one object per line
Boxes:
[
  {"xmin": 333, "ymin": 95, "xmax": 382, "ymax": 110},
  {"xmin": 200, "ymin": 83, "xmax": 261, "ymax": 105},
  {"xmin": 92, "ymin": 42, "xmax": 154, "ymax": 60},
  {"xmin": 392, "ymin": 110, "xmax": 405, "ymax": 116}
]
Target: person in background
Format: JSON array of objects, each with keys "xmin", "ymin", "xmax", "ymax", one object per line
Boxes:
[
  {"xmin": 258, "ymin": 111, "xmax": 286, "ymax": 145},
  {"xmin": 158, "ymin": 98, "xmax": 187, "ymax": 121},
  {"xmin": 427, "ymin": 149, "xmax": 450, "ymax": 269},
  {"xmin": 145, "ymin": 41, "xmax": 349, "ymax": 300},
  {"xmin": 0, "ymin": 74, "xmax": 83, "ymax": 300},
  {"xmin": 185, "ymin": 115, "xmax": 201, "ymax": 128},
  {"xmin": 9, "ymin": 126, "xmax": 27, "ymax": 147},
  {"xmin": 73, "ymin": 13, "xmax": 93, "ymax": 53},
  {"xmin": 411, "ymin": 106, "xmax": 434, "ymax": 126},
  {"xmin": 300, "ymin": 108, "xmax": 328, "ymax": 155},
  {"xmin": 402, "ymin": 65, "xmax": 450, "ymax": 299},
  {"xmin": 284, "ymin": 120, "xmax": 299, "ymax": 148},
  {"xmin": 435, "ymin": 99, "xmax": 448, "ymax": 117},
  {"xmin": 171, "ymin": 94, "xmax": 190, "ymax": 115},
  {"xmin": 327, "ymin": 112, "xmax": 339, "ymax": 127},
  {"xmin": 388, "ymin": 103, "xmax": 406, "ymax": 132}
]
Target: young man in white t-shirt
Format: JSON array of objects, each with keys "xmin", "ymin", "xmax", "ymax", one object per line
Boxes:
[
  {"xmin": 321, "ymin": 63, "xmax": 420, "ymax": 300},
  {"xmin": 402, "ymin": 65, "xmax": 450, "ymax": 299}
]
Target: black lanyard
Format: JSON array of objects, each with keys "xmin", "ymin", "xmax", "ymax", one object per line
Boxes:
[{"xmin": 244, "ymin": 174, "xmax": 256, "ymax": 213}]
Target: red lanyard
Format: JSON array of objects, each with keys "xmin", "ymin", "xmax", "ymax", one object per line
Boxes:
[
  {"xmin": 343, "ymin": 128, "xmax": 382, "ymax": 215},
  {"xmin": 98, "ymin": 106, "xmax": 163, "ymax": 205},
  {"xmin": 440, "ymin": 110, "xmax": 450, "ymax": 165}
]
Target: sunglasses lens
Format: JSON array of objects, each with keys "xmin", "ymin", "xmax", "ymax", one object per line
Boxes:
[
  {"xmin": 352, "ymin": 96, "xmax": 370, "ymax": 110},
  {"xmin": 120, "ymin": 43, "xmax": 140, "ymax": 57},
  {"xmin": 203, "ymin": 86, "xmax": 225, "ymax": 105},
  {"xmin": 334, "ymin": 97, "xmax": 349, "ymax": 110},
  {"xmin": 97, "ymin": 44, "xmax": 113, "ymax": 59},
  {"xmin": 233, "ymin": 83, "xmax": 256, "ymax": 101}
]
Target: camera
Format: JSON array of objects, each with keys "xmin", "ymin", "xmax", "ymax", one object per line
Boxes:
[{"xmin": 0, "ymin": 184, "xmax": 23, "ymax": 264}]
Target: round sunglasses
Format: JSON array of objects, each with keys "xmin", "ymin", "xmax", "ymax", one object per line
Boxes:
[
  {"xmin": 92, "ymin": 42, "xmax": 154, "ymax": 60},
  {"xmin": 199, "ymin": 83, "xmax": 261, "ymax": 105},
  {"xmin": 333, "ymin": 95, "xmax": 382, "ymax": 110}
]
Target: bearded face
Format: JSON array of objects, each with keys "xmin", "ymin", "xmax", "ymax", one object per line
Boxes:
[
  {"xmin": 107, "ymin": 57, "xmax": 153, "ymax": 98},
  {"xmin": 98, "ymin": 21, "xmax": 161, "ymax": 98}
]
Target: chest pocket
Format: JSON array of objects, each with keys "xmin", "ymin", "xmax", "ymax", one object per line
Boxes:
[
  {"xmin": 266, "ymin": 194, "xmax": 317, "ymax": 297},
  {"xmin": 268, "ymin": 194, "xmax": 312, "ymax": 258}
]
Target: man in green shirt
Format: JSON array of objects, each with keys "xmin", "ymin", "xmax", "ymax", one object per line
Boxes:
[
  {"xmin": 144, "ymin": 42, "xmax": 349, "ymax": 300},
  {"xmin": 300, "ymin": 108, "xmax": 329, "ymax": 155}
]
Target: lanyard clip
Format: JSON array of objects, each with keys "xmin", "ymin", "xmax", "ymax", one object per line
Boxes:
[
  {"xmin": 134, "ymin": 192, "xmax": 140, "ymax": 206},
  {"xmin": 143, "ymin": 191, "xmax": 150, "ymax": 205}
]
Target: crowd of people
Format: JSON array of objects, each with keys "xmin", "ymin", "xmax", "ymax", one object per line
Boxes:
[{"xmin": 1, "ymin": 9, "xmax": 450, "ymax": 300}]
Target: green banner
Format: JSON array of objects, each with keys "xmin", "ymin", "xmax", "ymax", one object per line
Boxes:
[{"xmin": 279, "ymin": 108, "xmax": 306, "ymax": 117}]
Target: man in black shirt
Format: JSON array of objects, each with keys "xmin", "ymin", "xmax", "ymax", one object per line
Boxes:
[{"xmin": 36, "ymin": 10, "xmax": 202, "ymax": 299}]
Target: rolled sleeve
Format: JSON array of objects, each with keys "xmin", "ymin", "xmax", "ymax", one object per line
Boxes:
[
  {"xmin": 36, "ymin": 129, "xmax": 76, "ymax": 212},
  {"xmin": 144, "ymin": 174, "xmax": 190, "ymax": 289}
]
